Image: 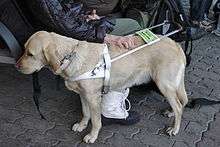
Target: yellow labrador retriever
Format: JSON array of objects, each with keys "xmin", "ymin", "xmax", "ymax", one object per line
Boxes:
[{"xmin": 17, "ymin": 31, "xmax": 188, "ymax": 143}]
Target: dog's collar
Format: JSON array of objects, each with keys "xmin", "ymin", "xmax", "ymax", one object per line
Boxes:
[
  {"xmin": 59, "ymin": 50, "xmax": 77, "ymax": 71},
  {"xmin": 55, "ymin": 44, "xmax": 79, "ymax": 73}
]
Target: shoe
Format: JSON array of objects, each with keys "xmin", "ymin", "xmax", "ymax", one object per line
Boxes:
[
  {"xmin": 213, "ymin": 29, "xmax": 220, "ymax": 36},
  {"xmin": 101, "ymin": 89, "xmax": 131, "ymax": 119},
  {"xmin": 102, "ymin": 111, "xmax": 140, "ymax": 126},
  {"xmin": 190, "ymin": 27, "xmax": 207, "ymax": 40},
  {"xmin": 101, "ymin": 89, "xmax": 140, "ymax": 126},
  {"xmin": 212, "ymin": 15, "xmax": 220, "ymax": 37}
]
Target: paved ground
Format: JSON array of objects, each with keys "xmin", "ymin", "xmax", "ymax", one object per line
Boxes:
[{"xmin": 0, "ymin": 33, "xmax": 220, "ymax": 147}]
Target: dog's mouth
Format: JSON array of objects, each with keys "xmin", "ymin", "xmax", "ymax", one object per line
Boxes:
[
  {"xmin": 16, "ymin": 65, "xmax": 42, "ymax": 75},
  {"xmin": 17, "ymin": 68, "xmax": 35, "ymax": 74}
]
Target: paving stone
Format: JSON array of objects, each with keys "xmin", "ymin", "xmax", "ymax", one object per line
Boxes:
[
  {"xmin": 135, "ymin": 132, "xmax": 174, "ymax": 147},
  {"xmin": 182, "ymin": 107, "xmax": 215, "ymax": 126},
  {"xmin": 14, "ymin": 115, "xmax": 56, "ymax": 134},
  {"xmin": 210, "ymin": 89, "xmax": 220, "ymax": 100},
  {"xmin": 45, "ymin": 125, "xmax": 80, "ymax": 142},
  {"xmin": 198, "ymin": 112, "xmax": 220, "ymax": 146},
  {"xmin": 16, "ymin": 129, "xmax": 58, "ymax": 146},
  {"xmin": 0, "ymin": 120, "xmax": 11, "ymax": 139},
  {"xmin": 185, "ymin": 72, "xmax": 202, "ymax": 84},
  {"xmin": 197, "ymin": 77, "xmax": 220, "ymax": 90},
  {"xmin": 30, "ymin": 141, "xmax": 54, "ymax": 147},
  {"xmin": 199, "ymin": 106, "xmax": 218, "ymax": 117},
  {"xmin": 0, "ymin": 138, "xmax": 25, "ymax": 147},
  {"xmin": 171, "ymin": 131, "xmax": 200, "ymax": 147},
  {"xmin": 107, "ymin": 133, "xmax": 149, "ymax": 147},
  {"xmin": 185, "ymin": 121, "xmax": 205, "ymax": 136},
  {"xmin": 0, "ymin": 106, "xmax": 24, "ymax": 123},
  {"xmin": 0, "ymin": 120, "xmax": 26, "ymax": 139},
  {"xmin": 173, "ymin": 141, "xmax": 189, "ymax": 147},
  {"xmin": 197, "ymin": 137, "xmax": 220, "ymax": 147}
]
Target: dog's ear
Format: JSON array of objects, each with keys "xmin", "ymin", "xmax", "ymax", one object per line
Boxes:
[
  {"xmin": 43, "ymin": 43, "xmax": 61, "ymax": 73},
  {"xmin": 24, "ymin": 31, "xmax": 49, "ymax": 48},
  {"xmin": 25, "ymin": 31, "xmax": 50, "ymax": 55}
]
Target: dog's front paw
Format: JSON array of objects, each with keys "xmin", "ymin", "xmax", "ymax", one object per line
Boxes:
[
  {"xmin": 166, "ymin": 127, "xmax": 178, "ymax": 136},
  {"xmin": 72, "ymin": 123, "xmax": 87, "ymax": 132},
  {"xmin": 83, "ymin": 133, "xmax": 97, "ymax": 143}
]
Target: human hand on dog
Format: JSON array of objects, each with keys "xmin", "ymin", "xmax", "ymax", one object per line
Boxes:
[
  {"xmin": 86, "ymin": 10, "xmax": 137, "ymax": 49},
  {"xmin": 104, "ymin": 34, "xmax": 138, "ymax": 49},
  {"xmin": 86, "ymin": 9, "xmax": 100, "ymax": 22}
]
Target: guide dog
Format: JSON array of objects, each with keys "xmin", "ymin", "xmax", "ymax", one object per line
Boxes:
[{"xmin": 16, "ymin": 31, "xmax": 188, "ymax": 143}]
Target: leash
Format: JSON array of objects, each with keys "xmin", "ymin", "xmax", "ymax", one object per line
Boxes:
[
  {"xmin": 32, "ymin": 72, "xmax": 46, "ymax": 119},
  {"xmin": 186, "ymin": 98, "xmax": 220, "ymax": 108}
]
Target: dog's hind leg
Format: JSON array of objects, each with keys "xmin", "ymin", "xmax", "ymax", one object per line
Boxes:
[
  {"xmin": 155, "ymin": 64, "xmax": 185, "ymax": 136},
  {"xmin": 162, "ymin": 73, "xmax": 188, "ymax": 118},
  {"xmin": 177, "ymin": 75, "xmax": 188, "ymax": 107},
  {"xmin": 157, "ymin": 82, "xmax": 183, "ymax": 136},
  {"xmin": 72, "ymin": 95, "xmax": 90, "ymax": 132}
]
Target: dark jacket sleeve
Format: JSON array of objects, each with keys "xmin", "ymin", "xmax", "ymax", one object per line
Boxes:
[{"xmin": 25, "ymin": 0, "xmax": 115, "ymax": 43}]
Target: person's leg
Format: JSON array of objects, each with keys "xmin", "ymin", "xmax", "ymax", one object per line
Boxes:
[
  {"xmin": 204, "ymin": 0, "xmax": 213, "ymax": 15},
  {"xmin": 101, "ymin": 18, "xmax": 141, "ymax": 125},
  {"xmin": 190, "ymin": 0, "xmax": 202, "ymax": 21},
  {"xmin": 102, "ymin": 89, "xmax": 130, "ymax": 119},
  {"xmin": 110, "ymin": 18, "xmax": 142, "ymax": 36},
  {"xmin": 101, "ymin": 89, "xmax": 140, "ymax": 125},
  {"xmin": 213, "ymin": 13, "xmax": 220, "ymax": 36},
  {"xmin": 190, "ymin": 0, "xmax": 214, "ymax": 37},
  {"xmin": 199, "ymin": 0, "xmax": 213, "ymax": 21}
]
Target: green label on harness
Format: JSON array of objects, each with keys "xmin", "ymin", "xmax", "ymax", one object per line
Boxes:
[{"xmin": 136, "ymin": 28, "xmax": 159, "ymax": 43}]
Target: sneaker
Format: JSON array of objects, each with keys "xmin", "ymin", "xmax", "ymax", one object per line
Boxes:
[
  {"xmin": 213, "ymin": 29, "xmax": 220, "ymax": 36},
  {"xmin": 102, "ymin": 111, "xmax": 140, "ymax": 126},
  {"xmin": 101, "ymin": 89, "xmax": 130, "ymax": 119},
  {"xmin": 212, "ymin": 15, "xmax": 220, "ymax": 36},
  {"xmin": 101, "ymin": 88, "xmax": 140, "ymax": 125},
  {"xmin": 190, "ymin": 27, "xmax": 208, "ymax": 40}
]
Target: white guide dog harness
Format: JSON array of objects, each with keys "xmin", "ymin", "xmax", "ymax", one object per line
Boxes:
[
  {"xmin": 58, "ymin": 22, "xmax": 182, "ymax": 94},
  {"xmin": 59, "ymin": 44, "xmax": 111, "ymax": 94}
]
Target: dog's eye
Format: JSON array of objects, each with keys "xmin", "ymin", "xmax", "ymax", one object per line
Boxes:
[{"xmin": 27, "ymin": 52, "xmax": 33, "ymax": 56}]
